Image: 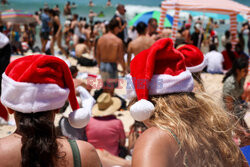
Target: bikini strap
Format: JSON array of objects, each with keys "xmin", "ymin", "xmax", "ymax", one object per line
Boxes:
[
  {"xmin": 165, "ymin": 128, "xmax": 181, "ymax": 146},
  {"xmin": 68, "ymin": 139, "xmax": 82, "ymax": 167}
]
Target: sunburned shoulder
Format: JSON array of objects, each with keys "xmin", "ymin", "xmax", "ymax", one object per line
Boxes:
[
  {"xmin": 136, "ymin": 127, "xmax": 176, "ymax": 145},
  {"xmin": 133, "ymin": 127, "xmax": 179, "ymax": 167}
]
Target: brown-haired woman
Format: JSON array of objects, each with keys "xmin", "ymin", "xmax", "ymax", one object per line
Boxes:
[
  {"xmin": 0, "ymin": 55, "xmax": 101, "ymax": 167},
  {"xmin": 128, "ymin": 38, "xmax": 248, "ymax": 167}
]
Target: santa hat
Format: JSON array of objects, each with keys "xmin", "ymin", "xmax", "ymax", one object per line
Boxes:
[
  {"xmin": 177, "ymin": 44, "xmax": 207, "ymax": 73},
  {"xmin": 1, "ymin": 55, "xmax": 90, "ymax": 128},
  {"xmin": 128, "ymin": 38, "xmax": 193, "ymax": 121}
]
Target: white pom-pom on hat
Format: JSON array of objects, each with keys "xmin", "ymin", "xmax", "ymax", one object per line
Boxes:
[
  {"xmin": 130, "ymin": 99, "xmax": 155, "ymax": 121},
  {"xmin": 69, "ymin": 108, "xmax": 91, "ymax": 128}
]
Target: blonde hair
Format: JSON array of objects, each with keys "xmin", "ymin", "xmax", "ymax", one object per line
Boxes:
[{"xmin": 131, "ymin": 92, "xmax": 245, "ymax": 166}]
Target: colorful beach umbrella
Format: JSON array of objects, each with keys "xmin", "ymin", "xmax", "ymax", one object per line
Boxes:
[
  {"xmin": 0, "ymin": 9, "xmax": 36, "ymax": 24},
  {"xmin": 129, "ymin": 11, "xmax": 173, "ymax": 27}
]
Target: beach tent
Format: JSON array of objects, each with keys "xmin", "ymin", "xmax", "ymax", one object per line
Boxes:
[{"xmin": 158, "ymin": 0, "xmax": 250, "ymax": 49}]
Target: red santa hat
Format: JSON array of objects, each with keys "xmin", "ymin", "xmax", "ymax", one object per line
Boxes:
[
  {"xmin": 177, "ymin": 44, "xmax": 207, "ymax": 73},
  {"xmin": 1, "ymin": 55, "xmax": 90, "ymax": 128},
  {"xmin": 128, "ymin": 38, "xmax": 194, "ymax": 121}
]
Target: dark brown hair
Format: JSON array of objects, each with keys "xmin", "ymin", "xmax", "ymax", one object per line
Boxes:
[{"xmin": 17, "ymin": 111, "xmax": 65, "ymax": 167}]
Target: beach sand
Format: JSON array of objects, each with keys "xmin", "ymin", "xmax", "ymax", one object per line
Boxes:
[{"xmin": 0, "ymin": 54, "xmax": 250, "ymax": 138}]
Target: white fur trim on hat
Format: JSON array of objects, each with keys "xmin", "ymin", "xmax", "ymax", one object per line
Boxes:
[
  {"xmin": 1, "ymin": 73, "xmax": 69, "ymax": 113},
  {"xmin": 130, "ymin": 99, "xmax": 155, "ymax": 121},
  {"xmin": 126, "ymin": 70, "xmax": 194, "ymax": 99},
  {"xmin": 186, "ymin": 56, "xmax": 208, "ymax": 73},
  {"xmin": 68, "ymin": 108, "xmax": 91, "ymax": 128}
]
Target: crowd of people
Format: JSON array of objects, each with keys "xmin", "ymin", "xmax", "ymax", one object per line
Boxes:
[{"xmin": 0, "ymin": 1, "xmax": 250, "ymax": 166}]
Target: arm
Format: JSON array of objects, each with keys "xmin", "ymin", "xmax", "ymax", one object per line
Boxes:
[
  {"xmin": 117, "ymin": 40, "xmax": 126, "ymax": 76},
  {"xmin": 95, "ymin": 39, "xmax": 101, "ymax": 67},
  {"xmin": 127, "ymin": 43, "xmax": 132, "ymax": 73},
  {"xmin": 224, "ymin": 96, "xmax": 234, "ymax": 112},
  {"xmin": 132, "ymin": 127, "xmax": 178, "ymax": 167}
]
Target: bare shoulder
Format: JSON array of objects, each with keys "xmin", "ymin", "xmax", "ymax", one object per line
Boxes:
[
  {"xmin": 135, "ymin": 126, "xmax": 177, "ymax": 148},
  {"xmin": 132, "ymin": 127, "xmax": 178, "ymax": 167},
  {"xmin": 0, "ymin": 135, "xmax": 21, "ymax": 166},
  {"xmin": 76, "ymin": 140, "xmax": 101, "ymax": 167}
]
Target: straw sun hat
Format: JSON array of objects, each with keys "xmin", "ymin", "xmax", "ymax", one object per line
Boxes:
[{"xmin": 92, "ymin": 93, "xmax": 121, "ymax": 117}]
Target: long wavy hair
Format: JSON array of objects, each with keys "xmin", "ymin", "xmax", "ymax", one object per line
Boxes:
[
  {"xmin": 130, "ymin": 92, "xmax": 245, "ymax": 166},
  {"xmin": 16, "ymin": 111, "xmax": 65, "ymax": 167}
]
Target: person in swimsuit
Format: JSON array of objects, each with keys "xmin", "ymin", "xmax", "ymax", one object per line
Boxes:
[
  {"xmin": 127, "ymin": 38, "xmax": 248, "ymax": 167},
  {"xmin": 0, "ymin": 55, "xmax": 101, "ymax": 167},
  {"xmin": 49, "ymin": 9, "xmax": 68, "ymax": 57}
]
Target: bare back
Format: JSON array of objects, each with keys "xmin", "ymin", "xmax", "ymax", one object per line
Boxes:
[
  {"xmin": 0, "ymin": 134, "xmax": 101, "ymax": 167},
  {"xmin": 75, "ymin": 43, "xmax": 89, "ymax": 57},
  {"xmin": 128, "ymin": 36, "xmax": 155, "ymax": 56},
  {"xmin": 96, "ymin": 33, "xmax": 123, "ymax": 63}
]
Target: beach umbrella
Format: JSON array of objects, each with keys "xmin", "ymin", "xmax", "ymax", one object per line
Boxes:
[
  {"xmin": 0, "ymin": 9, "xmax": 36, "ymax": 24},
  {"xmin": 129, "ymin": 11, "xmax": 173, "ymax": 27}
]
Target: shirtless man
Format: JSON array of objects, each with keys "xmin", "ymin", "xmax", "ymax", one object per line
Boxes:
[
  {"xmin": 96, "ymin": 18, "xmax": 125, "ymax": 95},
  {"xmin": 75, "ymin": 37, "xmax": 89, "ymax": 58},
  {"xmin": 63, "ymin": 1, "xmax": 72, "ymax": 17},
  {"xmin": 127, "ymin": 22, "xmax": 154, "ymax": 72},
  {"xmin": 147, "ymin": 18, "xmax": 160, "ymax": 41}
]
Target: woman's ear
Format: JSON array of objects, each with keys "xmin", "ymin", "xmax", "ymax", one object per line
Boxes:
[{"xmin": 7, "ymin": 108, "xmax": 14, "ymax": 114}]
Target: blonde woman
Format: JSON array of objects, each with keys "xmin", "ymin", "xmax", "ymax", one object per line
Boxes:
[{"xmin": 127, "ymin": 38, "xmax": 248, "ymax": 167}]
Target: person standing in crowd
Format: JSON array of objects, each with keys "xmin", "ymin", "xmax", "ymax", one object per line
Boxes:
[
  {"xmin": 89, "ymin": 0, "xmax": 95, "ymax": 7},
  {"xmin": 106, "ymin": 0, "xmax": 111, "ymax": 7},
  {"xmin": 221, "ymin": 43, "xmax": 239, "ymax": 71},
  {"xmin": 182, "ymin": 23, "xmax": 192, "ymax": 44},
  {"xmin": 40, "ymin": 8, "xmax": 50, "ymax": 54},
  {"xmin": 53, "ymin": 4, "xmax": 60, "ymax": 15},
  {"xmin": 71, "ymin": 14, "xmax": 81, "ymax": 46},
  {"xmin": 222, "ymin": 57, "xmax": 249, "ymax": 128},
  {"xmin": 114, "ymin": 4, "xmax": 128, "ymax": 44},
  {"xmin": 63, "ymin": 1, "xmax": 72, "ymax": 17},
  {"xmin": 191, "ymin": 23, "xmax": 203, "ymax": 48},
  {"xmin": 89, "ymin": 10, "xmax": 97, "ymax": 26},
  {"xmin": 96, "ymin": 18, "xmax": 125, "ymax": 95},
  {"xmin": 127, "ymin": 22, "xmax": 154, "ymax": 73},
  {"xmin": 147, "ymin": 18, "xmax": 160, "ymax": 41},
  {"xmin": 49, "ymin": 9, "xmax": 67, "ymax": 57},
  {"xmin": 221, "ymin": 30, "xmax": 231, "ymax": 47},
  {"xmin": 0, "ymin": 55, "xmax": 101, "ymax": 167},
  {"xmin": 128, "ymin": 38, "xmax": 248, "ymax": 167}
]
